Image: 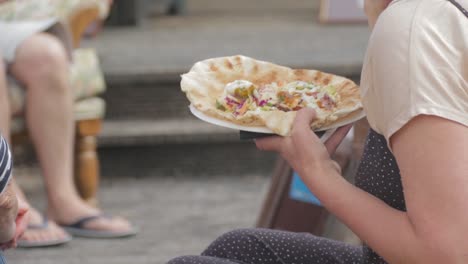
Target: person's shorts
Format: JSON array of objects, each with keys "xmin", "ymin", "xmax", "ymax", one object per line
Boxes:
[{"xmin": 0, "ymin": 19, "xmax": 72, "ymax": 63}]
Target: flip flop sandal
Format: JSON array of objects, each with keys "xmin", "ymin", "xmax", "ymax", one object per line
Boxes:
[
  {"xmin": 17, "ymin": 217, "xmax": 72, "ymax": 248},
  {"xmin": 59, "ymin": 215, "xmax": 138, "ymax": 239},
  {"xmin": 0, "ymin": 252, "xmax": 6, "ymax": 264}
]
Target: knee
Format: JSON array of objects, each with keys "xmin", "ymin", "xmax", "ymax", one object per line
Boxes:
[
  {"xmin": 166, "ymin": 256, "xmax": 196, "ymax": 264},
  {"xmin": 218, "ymin": 228, "xmax": 255, "ymax": 240},
  {"xmin": 202, "ymin": 228, "xmax": 255, "ymax": 256},
  {"xmin": 14, "ymin": 33, "xmax": 69, "ymax": 84}
]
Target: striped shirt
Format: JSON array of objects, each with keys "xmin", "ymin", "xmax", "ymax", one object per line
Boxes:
[{"xmin": 0, "ymin": 136, "xmax": 12, "ymax": 194}]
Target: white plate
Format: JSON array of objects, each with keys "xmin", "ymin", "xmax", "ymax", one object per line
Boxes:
[
  {"xmin": 189, "ymin": 104, "xmax": 366, "ymax": 134},
  {"xmin": 190, "ymin": 105, "xmax": 274, "ymax": 133}
]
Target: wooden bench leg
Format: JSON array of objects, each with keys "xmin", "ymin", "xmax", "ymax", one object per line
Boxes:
[
  {"xmin": 256, "ymin": 156, "xmax": 292, "ymax": 228},
  {"xmin": 69, "ymin": 5, "xmax": 101, "ymax": 47},
  {"xmin": 75, "ymin": 119, "xmax": 102, "ymax": 207}
]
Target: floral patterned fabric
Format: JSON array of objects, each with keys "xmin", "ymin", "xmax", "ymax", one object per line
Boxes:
[
  {"xmin": 71, "ymin": 48, "xmax": 106, "ymax": 100},
  {"xmin": 0, "ymin": 0, "xmax": 110, "ymax": 22},
  {"xmin": 11, "ymin": 97, "xmax": 105, "ymax": 133},
  {"xmin": 9, "ymin": 48, "xmax": 106, "ymax": 116},
  {"xmin": 74, "ymin": 97, "xmax": 106, "ymax": 121}
]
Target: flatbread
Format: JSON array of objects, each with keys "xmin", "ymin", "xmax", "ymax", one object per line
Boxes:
[{"xmin": 181, "ymin": 55, "xmax": 362, "ymax": 136}]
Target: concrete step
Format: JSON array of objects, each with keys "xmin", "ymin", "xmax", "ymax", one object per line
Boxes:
[
  {"xmin": 102, "ymin": 80, "xmax": 191, "ymax": 121},
  {"xmin": 98, "ymin": 118, "xmax": 277, "ymax": 177},
  {"xmin": 97, "ymin": 74, "xmax": 279, "ymax": 177},
  {"xmin": 97, "ymin": 72, "xmax": 361, "ymax": 177},
  {"xmin": 102, "ymin": 74, "xmax": 361, "ymax": 122},
  {"xmin": 98, "ymin": 140, "xmax": 277, "ymax": 178},
  {"xmin": 99, "ymin": 118, "xmax": 239, "ymax": 147},
  {"xmin": 93, "ymin": 0, "xmax": 367, "ymax": 177},
  {"xmin": 95, "ymin": 2, "xmax": 367, "ymax": 122}
]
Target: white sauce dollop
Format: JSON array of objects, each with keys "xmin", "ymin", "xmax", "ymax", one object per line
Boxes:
[
  {"xmin": 225, "ymin": 80, "xmax": 254, "ymax": 95},
  {"xmin": 283, "ymin": 81, "xmax": 320, "ymax": 94}
]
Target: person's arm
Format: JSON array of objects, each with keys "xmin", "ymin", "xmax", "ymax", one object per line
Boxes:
[{"xmin": 256, "ymin": 109, "xmax": 468, "ymax": 263}]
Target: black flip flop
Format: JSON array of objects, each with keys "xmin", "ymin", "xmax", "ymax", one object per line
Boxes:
[{"xmin": 60, "ymin": 215, "xmax": 138, "ymax": 239}]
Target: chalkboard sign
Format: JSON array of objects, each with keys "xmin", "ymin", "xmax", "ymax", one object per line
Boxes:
[{"xmin": 319, "ymin": 0, "xmax": 367, "ymax": 23}]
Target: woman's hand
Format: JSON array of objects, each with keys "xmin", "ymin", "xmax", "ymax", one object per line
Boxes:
[
  {"xmin": 0, "ymin": 188, "xmax": 29, "ymax": 250},
  {"xmin": 255, "ymin": 108, "xmax": 352, "ymax": 176},
  {"xmin": 0, "ymin": 183, "xmax": 18, "ymax": 249},
  {"xmin": 13, "ymin": 198, "xmax": 29, "ymax": 244},
  {"xmin": 0, "ymin": 197, "xmax": 29, "ymax": 250}
]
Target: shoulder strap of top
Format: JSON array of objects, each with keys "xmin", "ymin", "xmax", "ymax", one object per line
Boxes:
[{"xmin": 448, "ymin": 0, "xmax": 468, "ymax": 18}]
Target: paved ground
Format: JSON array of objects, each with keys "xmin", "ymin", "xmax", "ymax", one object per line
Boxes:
[
  {"xmin": 6, "ymin": 164, "xmax": 358, "ymax": 264},
  {"xmin": 6, "ymin": 167, "xmax": 270, "ymax": 264}
]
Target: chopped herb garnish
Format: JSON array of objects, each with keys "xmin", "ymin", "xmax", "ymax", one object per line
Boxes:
[{"xmin": 216, "ymin": 100, "xmax": 226, "ymax": 111}]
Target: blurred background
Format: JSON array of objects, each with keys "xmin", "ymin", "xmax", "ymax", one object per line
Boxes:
[{"xmin": 6, "ymin": 0, "xmax": 370, "ymax": 263}]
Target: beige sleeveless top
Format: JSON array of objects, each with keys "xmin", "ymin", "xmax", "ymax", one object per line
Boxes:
[{"xmin": 360, "ymin": 0, "xmax": 468, "ymax": 148}]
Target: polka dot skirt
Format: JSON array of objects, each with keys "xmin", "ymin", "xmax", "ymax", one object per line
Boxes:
[
  {"xmin": 167, "ymin": 130, "xmax": 404, "ymax": 264},
  {"xmin": 355, "ymin": 129, "xmax": 404, "ymax": 263},
  {"xmin": 168, "ymin": 229, "xmax": 363, "ymax": 264}
]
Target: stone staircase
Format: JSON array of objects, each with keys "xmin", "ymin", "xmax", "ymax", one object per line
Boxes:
[
  {"xmin": 93, "ymin": 0, "xmax": 368, "ymax": 178},
  {"xmin": 98, "ymin": 77, "xmax": 277, "ymax": 178},
  {"xmin": 91, "ymin": 2, "xmax": 366, "ymax": 244},
  {"xmin": 97, "ymin": 71, "xmax": 361, "ymax": 179}
]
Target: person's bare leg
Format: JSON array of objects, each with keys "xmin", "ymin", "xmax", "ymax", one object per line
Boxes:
[
  {"xmin": 10, "ymin": 33, "xmax": 131, "ymax": 233},
  {"xmin": 0, "ymin": 51, "xmax": 70, "ymax": 244},
  {"xmin": 0, "ymin": 60, "xmax": 27, "ymax": 211},
  {"xmin": 0, "ymin": 83, "xmax": 28, "ymax": 215}
]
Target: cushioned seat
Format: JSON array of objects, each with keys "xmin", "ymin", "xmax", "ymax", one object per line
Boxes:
[
  {"xmin": 11, "ymin": 97, "xmax": 106, "ymax": 134},
  {"xmin": 9, "ymin": 48, "xmax": 107, "ymax": 123}
]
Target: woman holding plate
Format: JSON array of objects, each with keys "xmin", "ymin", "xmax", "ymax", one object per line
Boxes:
[{"xmin": 168, "ymin": 0, "xmax": 468, "ymax": 263}]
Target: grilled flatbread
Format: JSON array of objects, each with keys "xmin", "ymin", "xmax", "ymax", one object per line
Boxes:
[{"xmin": 181, "ymin": 55, "xmax": 362, "ymax": 136}]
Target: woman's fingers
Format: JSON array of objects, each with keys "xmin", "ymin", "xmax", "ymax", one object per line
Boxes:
[
  {"xmin": 291, "ymin": 108, "xmax": 322, "ymax": 147},
  {"xmin": 14, "ymin": 196, "xmax": 29, "ymax": 240},
  {"xmin": 324, "ymin": 124, "xmax": 353, "ymax": 155},
  {"xmin": 256, "ymin": 108, "xmax": 317, "ymax": 151},
  {"xmin": 257, "ymin": 108, "xmax": 321, "ymax": 152},
  {"xmin": 254, "ymin": 135, "xmax": 283, "ymax": 152},
  {"xmin": 292, "ymin": 108, "xmax": 317, "ymax": 135}
]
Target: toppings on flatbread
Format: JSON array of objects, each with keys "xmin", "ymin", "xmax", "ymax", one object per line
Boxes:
[
  {"xmin": 181, "ymin": 55, "xmax": 363, "ymax": 136},
  {"xmin": 217, "ymin": 80, "xmax": 257, "ymax": 116},
  {"xmin": 253, "ymin": 83, "xmax": 279, "ymax": 110},
  {"xmin": 217, "ymin": 80, "xmax": 340, "ymax": 115},
  {"xmin": 225, "ymin": 80, "xmax": 256, "ymax": 100}
]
